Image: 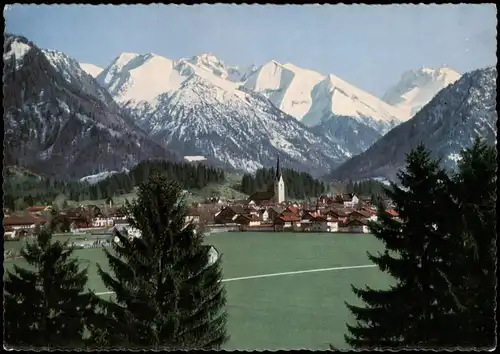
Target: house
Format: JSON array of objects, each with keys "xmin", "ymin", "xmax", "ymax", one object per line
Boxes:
[
  {"xmin": 185, "ymin": 208, "xmax": 201, "ymax": 224},
  {"xmin": 343, "ymin": 194, "xmax": 359, "ymax": 208},
  {"xmin": 93, "ymin": 216, "xmax": 114, "ymax": 228},
  {"xmin": 3, "ymin": 214, "xmax": 42, "ymax": 230},
  {"xmin": 323, "ymin": 209, "xmax": 348, "ymax": 223},
  {"xmin": 244, "ymin": 206, "xmax": 260, "ymax": 217},
  {"xmin": 234, "ymin": 214, "xmax": 261, "ymax": 230},
  {"xmin": 282, "ymin": 206, "xmax": 299, "ymax": 216},
  {"xmin": 248, "ymin": 191, "xmax": 275, "ymax": 205},
  {"xmin": 259, "ymin": 208, "xmax": 269, "ymax": 222},
  {"xmin": 346, "ymin": 218, "xmax": 370, "ymax": 233},
  {"xmin": 300, "ymin": 212, "xmax": 316, "ymax": 231},
  {"xmin": 385, "ymin": 209, "xmax": 399, "ymax": 219},
  {"xmin": 311, "ymin": 216, "xmax": 329, "ymax": 232},
  {"xmin": 266, "ymin": 206, "xmax": 285, "ymax": 222},
  {"xmin": 66, "ymin": 208, "xmax": 91, "ymax": 224},
  {"xmin": 347, "ymin": 209, "xmax": 372, "ymax": 221},
  {"xmin": 327, "ymin": 218, "xmax": 339, "ymax": 232},
  {"xmin": 26, "ymin": 205, "xmax": 52, "ymax": 215},
  {"xmin": 274, "ymin": 214, "xmax": 301, "ymax": 231},
  {"xmin": 214, "ymin": 206, "xmax": 245, "ymax": 224},
  {"xmin": 70, "ymin": 221, "xmax": 92, "ymax": 233}
]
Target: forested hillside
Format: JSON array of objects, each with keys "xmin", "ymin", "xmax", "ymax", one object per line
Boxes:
[
  {"xmin": 239, "ymin": 168, "xmax": 327, "ymax": 199},
  {"xmin": 3, "ymin": 161, "xmax": 225, "ymax": 210}
]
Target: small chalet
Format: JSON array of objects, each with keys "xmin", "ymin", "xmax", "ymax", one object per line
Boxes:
[
  {"xmin": 185, "ymin": 208, "xmax": 201, "ymax": 224},
  {"xmin": 214, "ymin": 206, "xmax": 245, "ymax": 224},
  {"xmin": 248, "ymin": 191, "xmax": 275, "ymax": 206},
  {"xmin": 347, "ymin": 209, "xmax": 372, "ymax": 221},
  {"xmin": 3, "ymin": 214, "xmax": 44, "ymax": 230},
  {"xmin": 310, "ymin": 216, "xmax": 329, "ymax": 232},
  {"xmin": 26, "ymin": 205, "xmax": 52, "ymax": 215},
  {"xmin": 266, "ymin": 206, "xmax": 285, "ymax": 222},
  {"xmin": 346, "ymin": 218, "xmax": 370, "ymax": 233},
  {"xmin": 274, "ymin": 214, "xmax": 301, "ymax": 231},
  {"xmin": 258, "ymin": 208, "xmax": 269, "ymax": 222},
  {"xmin": 323, "ymin": 209, "xmax": 348, "ymax": 223},
  {"xmin": 234, "ymin": 214, "xmax": 261, "ymax": 229}
]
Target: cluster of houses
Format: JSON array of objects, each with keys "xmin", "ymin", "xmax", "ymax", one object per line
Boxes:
[
  {"xmin": 2, "ymin": 191, "xmax": 399, "ymax": 240},
  {"xmin": 187, "ymin": 192, "xmax": 398, "ymax": 234},
  {"xmin": 3, "ymin": 158, "xmax": 398, "ymax": 239},
  {"xmin": 2, "ymin": 204, "xmax": 130, "ymax": 240}
]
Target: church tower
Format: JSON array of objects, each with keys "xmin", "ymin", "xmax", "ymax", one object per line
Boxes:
[{"xmin": 274, "ymin": 155, "xmax": 285, "ymax": 203}]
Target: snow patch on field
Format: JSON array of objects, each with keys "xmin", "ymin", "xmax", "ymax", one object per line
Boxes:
[{"xmin": 184, "ymin": 155, "xmax": 207, "ymax": 162}]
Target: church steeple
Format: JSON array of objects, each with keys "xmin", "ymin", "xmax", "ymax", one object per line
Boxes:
[
  {"xmin": 274, "ymin": 155, "xmax": 285, "ymax": 203},
  {"xmin": 275, "ymin": 155, "xmax": 282, "ymax": 180}
]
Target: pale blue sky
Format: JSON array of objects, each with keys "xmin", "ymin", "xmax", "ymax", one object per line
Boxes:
[{"xmin": 5, "ymin": 4, "xmax": 497, "ymax": 96}]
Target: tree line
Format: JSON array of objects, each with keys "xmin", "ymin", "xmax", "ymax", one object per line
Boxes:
[
  {"xmin": 239, "ymin": 167, "xmax": 327, "ymax": 199},
  {"xmin": 4, "ymin": 138, "xmax": 496, "ymax": 349},
  {"xmin": 343, "ymin": 179, "xmax": 388, "ymax": 197},
  {"xmin": 3, "ymin": 160, "xmax": 226, "ymax": 211}
]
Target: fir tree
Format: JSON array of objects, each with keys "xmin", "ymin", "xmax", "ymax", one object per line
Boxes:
[
  {"xmin": 93, "ymin": 174, "xmax": 228, "ymax": 349},
  {"xmin": 446, "ymin": 138, "xmax": 497, "ymax": 348},
  {"xmin": 343, "ymin": 144, "xmax": 462, "ymax": 349},
  {"xmin": 4, "ymin": 228, "xmax": 96, "ymax": 349}
]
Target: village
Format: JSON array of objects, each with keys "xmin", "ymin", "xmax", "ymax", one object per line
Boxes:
[
  {"xmin": 3, "ymin": 190, "xmax": 399, "ymax": 241},
  {"xmin": 3, "ymin": 159, "xmax": 399, "ymax": 242}
]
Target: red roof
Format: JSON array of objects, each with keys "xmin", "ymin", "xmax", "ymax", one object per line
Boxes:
[
  {"xmin": 386, "ymin": 209, "xmax": 399, "ymax": 217},
  {"xmin": 36, "ymin": 217, "xmax": 49, "ymax": 224},
  {"xmin": 3, "ymin": 214, "xmax": 39, "ymax": 226},
  {"xmin": 285, "ymin": 206, "xmax": 299, "ymax": 215},
  {"xmin": 276, "ymin": 215, "xmax": 301, "ymax": 223},
  {"xmin": 347, "ymin": 218, "xmax": 368, "ymax": 226},
  {"xmin": 312, "ymin": 216, "xmax": 328, "ymax": 222},
  {"xmin": 27, "ymin": 206, "xmax": 48, "ymax": 213}
]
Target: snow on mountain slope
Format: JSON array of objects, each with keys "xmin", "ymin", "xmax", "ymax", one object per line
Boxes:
[
  {"xmin": 3, "ymin": 39, "xmax": 31, "ymax": 68},
  {"xmin": 3, "ymin": 35, "xmax": 176, "ymax": 179},
  {"xmin": 79, "ymin": 63, "xmax": 103, "ymax": 77},
  {"xmin": 330, "ymin": 66, "xmax": 497, "ymax": 181},
  {"xmin": 382, "ymin": 67, "xmax": 461, "ymax": 118},
  {"xmin": 80, "ymin": 170, "xmax": 119, "ymax": 184},
  {"xmin": 243, "ymin": 60, "xmax": 407, "ymax": 134},
  {"xmin": 243, "ymin": 60, "xmax": 324, "ymax": 120},
  {"xmin": 302, "ymin": 74, "xmax": 408, "ymax": 133},
  {"xmin": 186, "ymin": 53, "xmax": 257, "ymax": 82},
  {"xmin": 122, "ymin": 73, "xmax": 349, "ymax": 175},
  {"xmin": 97, "ymin": 52, "xmax": 186, "ymax": 107}
]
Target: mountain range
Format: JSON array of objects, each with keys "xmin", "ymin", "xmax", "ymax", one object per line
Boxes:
[
  {"xmin": 329, "ymin": 66, "xmax": 497, "ymax": 181},
  {"xmin": 5, "ymin": 33, "xmax": 493, "ymax": 182},
  {"xmin": 3, "ymin": 35, "xmax": 177, "ymax": 179}
]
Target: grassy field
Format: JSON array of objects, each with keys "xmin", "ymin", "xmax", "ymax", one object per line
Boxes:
[{"xmin": 4, "ymin": 232, "xmax": 392, "ymax": 350}]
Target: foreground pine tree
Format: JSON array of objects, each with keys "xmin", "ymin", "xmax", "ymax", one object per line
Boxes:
[
  {"xmin": 4, "ymin": 228, "xmax": 95, "ymax": 349},
  {"xmin": 447, "ymin": 138, "xmax": 497, "ymax": 348},
  {"xmin": 344, "ymin": 144, "xmax": 462, "ymax": 349},
  {"xmin": 93, "ymin": 174, "xmax": 228, "ymax": 349}
]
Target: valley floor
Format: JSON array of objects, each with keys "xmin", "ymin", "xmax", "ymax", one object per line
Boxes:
[{"xmin": 4, "ymin": 232, "xmax": 392, "ymax": 350}]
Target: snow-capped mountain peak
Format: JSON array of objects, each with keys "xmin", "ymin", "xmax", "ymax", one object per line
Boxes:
[
  {"xmin": 79, "ymin": 63, "xmax": 103, "ymax": 77},
  {"xmin": 331, "ymin": 66, "xmax": 496, "ymax": 181},
  {"xmin": 3, "ymin": 38, "xmax": 31, "ymax": 67},
  {"xmin": 300, "ymin": 72, "xmax": 408, "ymax": 133},
  {"xmin": 382, "ymin": 66, "xmax": 461, "ymax": 118},
  {"xmin": 97, "ymin": 52, "xmax": 183, "ymax": 106},
  {"xmin": 184, "ymin": 52, "xmax": 256, "ymax": 83}
]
